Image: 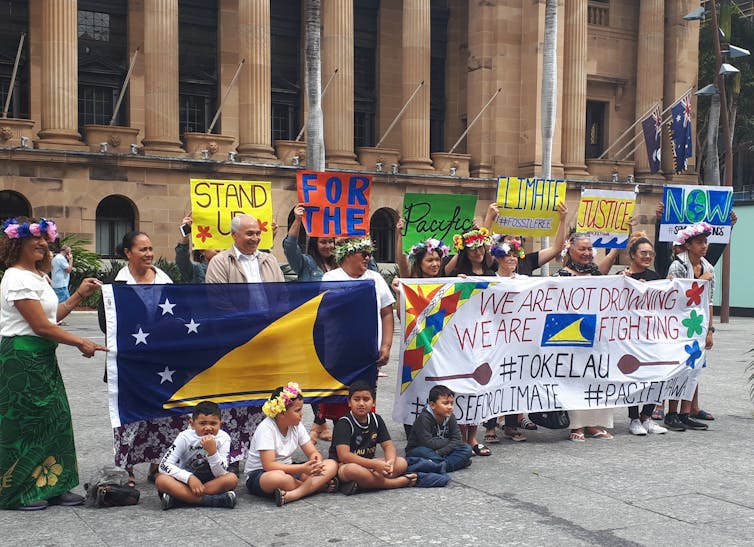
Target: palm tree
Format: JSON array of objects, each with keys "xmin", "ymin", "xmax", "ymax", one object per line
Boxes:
[
  {"xmin": 541, "ymin": 0, "xmax": 558, "ymax": 180},
  {"xmin": 304, "ymin": 0, "xmax": 325, "ymax": 172}
]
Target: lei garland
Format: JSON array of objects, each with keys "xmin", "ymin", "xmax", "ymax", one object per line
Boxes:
[
  {"xmin": 2, "ymin": 218, "xmax": 58, "ymax": 240},
  {"xmin": 673, "ymin": 221, "xmax": 713, "ymax": 246},
  {"xmin": 489, "ymin": 234, "xmax": 525, "ymax": 259},
  {"xmin": 334, "ymin": 237, "xmax": 374, "ymax": 263},
  {"xmin": 262, "ymin": 382, "xmax": 302, "ymax": 419},
  {"xmin": 408, "ymin": 238, "xmax": 450, "ymax": 263},
  {"xmin": 452, "ymin": 227, "xmax": 490, "ymax": 251}
]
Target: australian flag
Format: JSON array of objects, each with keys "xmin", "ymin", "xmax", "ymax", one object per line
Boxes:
[
  {"xmin": 103, "ymin": 281, "xmax": 378, "ymax": 427},
  {"xmin": 641, "ymin": 104, "xmax": 662, "ymax": 174},
  {"xmin": 669, "ymin": 94, "xmax": 693, "ymax": 173}
]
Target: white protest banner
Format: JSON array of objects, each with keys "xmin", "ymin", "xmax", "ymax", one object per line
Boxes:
[
  {"xmin": 393, "ymin": 276, "xmax": 709, "ymax": 425},
  {"xmin": 659, "ymin": 184, "xmax": 733, "ymax": 243}
]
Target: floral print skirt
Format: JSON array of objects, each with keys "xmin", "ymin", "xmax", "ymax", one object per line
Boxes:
[{"xmin": 0, "ymin": 336, "xmax": 78, "ymax": 508}]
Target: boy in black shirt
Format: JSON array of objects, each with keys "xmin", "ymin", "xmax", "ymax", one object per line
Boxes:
[{"xmin": 329, "ymin": 381, "xmax": 416, "ymax": 495}]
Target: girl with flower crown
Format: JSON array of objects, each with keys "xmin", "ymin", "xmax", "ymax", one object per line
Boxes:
[
  {"xmin": 0, "ymin": 217, "xmax": 107, "ymax": 510},
  {"xmin": 244, "ymin": 383, "xmax": 338, "ymax": 506}
]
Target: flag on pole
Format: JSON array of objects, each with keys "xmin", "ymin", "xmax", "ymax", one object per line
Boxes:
[
  {"xmin": 668, "ymin": 93, "xmax": 693, "ymax": 173},
  {"xmin": 641, "ymin": 104, "xmax": 662, "ymax": 173},
  {"xmin": 103, "ymin": 281, "xmax": 378, "ymax": 427}
]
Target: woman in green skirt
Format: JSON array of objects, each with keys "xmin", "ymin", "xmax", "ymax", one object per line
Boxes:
[{"xmin": 0, "ymin": 217, "xmax": 107, "ymax": 511}]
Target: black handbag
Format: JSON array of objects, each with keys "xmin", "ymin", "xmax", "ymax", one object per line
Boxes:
[
  {"xmin": 527, "ymin": 410, "xmax": 570, "ymax": 429},
  {"xmin": 84, "ymin": 466, "xmax": 140, "ymax": 508}
]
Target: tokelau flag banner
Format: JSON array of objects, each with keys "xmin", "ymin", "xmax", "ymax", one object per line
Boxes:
[
  {"xmin": 104, "ymin": 281, "xmax": 378, "ymax": 427},
  {"xmin": 393, "ymin": 276, "xmax": 708, "ymax": 425}
]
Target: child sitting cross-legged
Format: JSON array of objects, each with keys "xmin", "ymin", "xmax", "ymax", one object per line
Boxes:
[
  {"xmin": 155, "ymin": 400, "xmax": 238, "ymax": 510},
  {"xmin": 329, "ymin": 381, "xmax": 418, "ymax": 495},
  {"xmin": 405, "ymin": 384, "xmax": 472, "ymax": 472},
  {"xmin": 244, "ymin": 382, "xmax": 338, "ymax": 507}
]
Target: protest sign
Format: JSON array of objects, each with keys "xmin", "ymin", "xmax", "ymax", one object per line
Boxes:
[
  {"xmin": 393, "ymin": 276, "xmax": 708, "ymax": 425},
  {"xmin": 189, "ymin": 179, "xmax": 273, "ymax": 250},
  {"xmin": 576, "ymin": 189, "xmax": 636, "ymax": 248},
  {"xmin": 401, "ymin": 193, "xmax": 476, "ymax": 253},
  {"xmin": 494, "ymin": 177, "xmax": 566, "ymax": 236},
  {"xmin": 297, "ymin": 170, "xmax": 371, "ymax": 237},
  {"xmin": 659, "ymin": 184, "xmax": 733, "ymax": 243}
]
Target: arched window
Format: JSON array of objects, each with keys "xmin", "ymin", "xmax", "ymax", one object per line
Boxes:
[
  {"xmin": 0, "ymin": 190, "xmax": 31, "ymax": 221},
  {"xmin": 96, "ymin": 195, "xmax": 135, "ymax": 257},
  {"xmin": 369, "ymin": 208, "xmax": 396, "ymax": 263}
]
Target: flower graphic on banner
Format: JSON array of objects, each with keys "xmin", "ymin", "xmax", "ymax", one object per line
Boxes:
[
  {"xmin": 684, "ymin": 281, "xmax": 705, "ymax": 306},
  {"xmin": 259, "ymin": 220, "xmax": 268, "ymax": 232},
  {"xmin": 196, "ymin": 225, "xmax": 213, "ymax": 243},
  {"xmin": 682, "ymin": 310, "xmax": 704, "ymax": 337},
  {"xmin": 684, "ymin": 340, "xmax": 702, "ymax": 369}
]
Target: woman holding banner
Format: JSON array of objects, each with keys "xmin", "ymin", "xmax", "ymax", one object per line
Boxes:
[
  {"xmin": 284, "ymin": 203, "xmax": 337, "ymax": 443},
  {"xmin": 555, "ymin": 233, "xmax": 615, "ymax": 442}
]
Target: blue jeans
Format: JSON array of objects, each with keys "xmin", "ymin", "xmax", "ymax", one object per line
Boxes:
[
  {"xmin": 53, "ymin": 287, "xmax": 70, "ymax": 303},
  {"xmin": 406, "ymin": 444, "xmax": 472, "ymax": 472}
]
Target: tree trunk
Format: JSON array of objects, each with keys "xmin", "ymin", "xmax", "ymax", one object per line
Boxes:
[
  {"xmin": 705, "ymin": 93, "xmax": 721, "ymax": 185},
  {"xmin": 305, "ymin": 0, "xmax": 325, "ymax": 171},
  {"xmin": 541, "ymin": 0, "xmax": 558, "ymax": 180}
]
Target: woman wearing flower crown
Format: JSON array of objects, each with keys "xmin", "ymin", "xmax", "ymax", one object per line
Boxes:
[
  {"xmin": 244, "ymin": 383, "xmax": 338, "ymax": 506},
  {"xmin": 0, "ymin": 217, "xmax": 107, "ymax": 510},
  {"xmin": 284, "ymin": 204, "xmax": 338, "ymax": 444},
  {"xmin": 663, "ymin": 222, "xmax": 716, "ymax": 432}
]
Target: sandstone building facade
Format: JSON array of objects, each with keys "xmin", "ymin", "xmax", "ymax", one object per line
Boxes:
[{"xmin": 0, "ymin": 0, "xmax": 700, "ymax": 263}]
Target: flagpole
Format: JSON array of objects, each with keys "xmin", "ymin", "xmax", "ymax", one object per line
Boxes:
[
  {"xmin": 295, "ymin": 68, "xmax": 338, "ymax": 142},
  {"xmin": 2, "ymin": 32, "xmax": 25, "ymax": 118},
  {"xmin": 597, "ymin": 100, "xmax": 660, "ymax": 159},
  {"xmin": 448, "ymin": 87, "xmax": 503, "ymax": 154},
  {"xmin": 375, "ymin": 81, "xmax": 424, "ymax": 148},
  {"xmin": 612, "ymin": 90, "xmax": 692, "ymax": 161}
]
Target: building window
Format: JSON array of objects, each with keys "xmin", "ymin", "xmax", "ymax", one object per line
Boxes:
[
  {"xmin": 370, "ymin": 208, "xmax": 396, "ymax": 263},
  {"xmin": 179, "ymin": 0, "xmax": 217, "ymax": 135},
  {"xmin": 0, "ymin": 190, "xmax": 31, "ymax": 220},
  {"xmin": 271, "ymin": 0, "xmax": 301, "ymax": 142},
  {"xmin": 354, "ymin": 1, "xmax": 378, "ymax": 149},
  {"xmin": 0, "ymin": 0, "xmax": 30, "ymax": 119},
  {"xmin": 77, "ymin": 1, "xmax": 128, "ymax": 131},
  {"xmin": 430, "ymin": 1, "xmax": 449, "ymax": 153},
  {"xmin": 585, "ymin": 101, "xmax": 607, "ymax": 159},
  {"xmin": 96, "ymin": 195, "xmax": 135, "ymax": 258},
  {"xmin": 588, "ymin": 0, "xmax": 609, "ymax": 26}
]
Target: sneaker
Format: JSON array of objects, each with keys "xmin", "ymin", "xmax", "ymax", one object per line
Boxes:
[
  {"xmin": 629, "ymin": 419, "xmax": 647, "ymax": 436},
  {"xmin": 641, "ymin": 419, "xmax": 667, "ymax": 434},
  {"xmin": 679, "ymin": 413, "xmax": 708, "ymax": 431},
  {"xmin": 663, "ymin": 412, "xmax": 686, "ymax": 432},
  {"xmin": 161, "ymin": 492, "xmax": 174, "ymax": 510},
  {"xmin": 16, "ymin": 499, "xmax": 48, "ymax": 511},
  {"xmin": 49, "ymin": 491, "xmax": 85, "ymax": 506},
  {"xmin": 201, "ymin": 492, "xmax": 236, "ymax": 508}
]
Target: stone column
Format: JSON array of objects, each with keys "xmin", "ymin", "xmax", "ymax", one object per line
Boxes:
[
  {"xmin": 400, "ymin": 0, "xmax": 433, "ymax": 172},
  {"xmin": 322, "ymin": 0, "xmax": 357, "ymax": 167},
  {"xmin": 562, "ymin": 0, "xmax": 589, "ymax": 178},
  {"xmin": 142, "ymin": 0, "xmax": 184, "ymax": 155},
  {"xmin": 466, "ymin": 0, "xmax": 495, "ymax": 177},
  {"xmin": 634, "ymin": 0, "xmax": 664, "ymax": 178},
  {"xmin": 37, "ymin": 0, "xmax": 85, "ymax": 149},
  {"xmin": 662, "ymin": 0, "xmax": 699, "ymax": 179},
  {"xmin": 237, "ymin": 0, "xmax": 276, "ymax": 161}
]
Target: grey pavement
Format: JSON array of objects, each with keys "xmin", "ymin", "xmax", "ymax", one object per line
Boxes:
[{"xmin": 3, "ymin": 312, "xmax": 754, "ymax": 546}]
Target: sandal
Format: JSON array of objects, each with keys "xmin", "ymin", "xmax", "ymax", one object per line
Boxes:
[
  {"xmin": 569, "ymin": 431, "xmax": 585, "ymax": 442},
  {"xmin": 127, "ymin": 475, "xmax": 137, "ymax": 488},
  {"xmin": 401, "ymin": 472, "xmax": 418, "ymax": 488},
  {"xmin": 274, "ymin": 488, "xmax": 287, "ymax": 507},
  {"xmin": 503, "ymin": 428, "xmax": 527, "ymax": 442},
  {"xmin": 483, "ymin": 432, "xmax": 500, "ymax": 444},
  {"xmin": 327, "ymin": 477, "xmax": 340, "ymax": 493},
  {"xmin": 471, "ymin": 443, "xmax": 492, "ymax": 456},
  {"xmin": 519, "ymin": 417, "xmax": 538, "ymax": 431},
  {"xmin": 590, "ymin": 429, "xmax": 614, "ymax": 440},
  {"xmin": 651, "ymin": 409, "xmax": 665, "ymax": 421},
  {"xmin": 691, "ymin": 409, "xmax": 715, "ymax": 421},
  {"xmin": 339, "ymin": 480, "xmax": 358, "ymax": 496}
]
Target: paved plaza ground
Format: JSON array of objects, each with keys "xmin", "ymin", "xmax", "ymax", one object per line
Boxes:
[{"xmin": 2, "ymin": 312, "xmax": 754, "ymax": 546}]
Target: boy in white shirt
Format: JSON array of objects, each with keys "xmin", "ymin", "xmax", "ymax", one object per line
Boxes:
[{"xmin": 155, "ymin": 401, "xmax": 238, "ymax": 509}]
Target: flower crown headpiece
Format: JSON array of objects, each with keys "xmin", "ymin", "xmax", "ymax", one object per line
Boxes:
[
  {"xmin": 262, "ymin": 382, "xmax": 302, "ymax": 419},
  {"xmin": 408, "ymin": 238, "xmax": 450, "ymax": 263},
  {"xmin": 489, "ymin": 234, "xmax": 525, "ymax": 259},
  {"xmin": 2, "ymin": 218, "xmax": 58, "ymax": 241},
  {"xmin": 453, "ymin": 227, "xmax": 490, "ymax": 251},
  {"xmin": 672, "ymin": 222, "xmax": 713, "ymax": 247},
  {"xmin": 334, "ymin": 237, "xmax": 374, "ymax": 263}
]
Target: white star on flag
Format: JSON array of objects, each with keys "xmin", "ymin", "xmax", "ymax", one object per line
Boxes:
[
  {"xmin": 158, "ymin": 298, "xmax": 176, "ymax": 315},
  {"xmin": 132, "ymin": 328, "xmax": 150, "ymax": 345},
  {"xmin": 157, "ymin": 366, "xmax": 175, "ymax": 384},
  {"xmin": 185, "ymin": 319, "xmax": 200, "ymax": 334}
]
